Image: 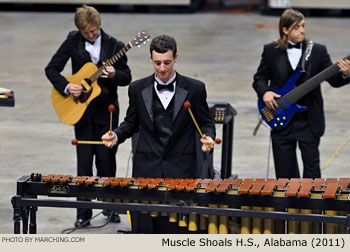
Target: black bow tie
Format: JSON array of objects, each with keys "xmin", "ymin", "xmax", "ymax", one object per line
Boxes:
[
  {"xmin": 288, "ymin": 42, "xmax": 302, "ymax": 49},
  {"xmin": 83, "ymin": 38, "xmax": 95, "ymax": 45},
  {"xmin": 156, "ymin": 80, "xmax": 175, "ymax": 92}
]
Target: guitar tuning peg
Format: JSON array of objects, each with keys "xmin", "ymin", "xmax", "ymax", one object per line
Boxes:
[
  {"xmin": 137, "ymin": 45, "xmax": 141, "ymax": 48},
  {"xmin": 143, "ymin": 42, "xmax": 146, "ymax": 45}
]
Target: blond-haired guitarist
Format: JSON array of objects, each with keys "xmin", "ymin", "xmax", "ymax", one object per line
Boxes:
[{"xmin": 45, "ymin": 4, "xmax": 131, "ymax": 228}]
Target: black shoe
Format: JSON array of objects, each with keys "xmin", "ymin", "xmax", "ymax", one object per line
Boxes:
[
  {"xmin": 102, "ymin": 210, "xmax": 121, "ymax": 223},
  {"xmin": 74, "ymin": 218, "xmax": 91, "ymax": 228},
  {"xmin": 110, "ymin": 213, "xmax": 121, "ymax": 223}
]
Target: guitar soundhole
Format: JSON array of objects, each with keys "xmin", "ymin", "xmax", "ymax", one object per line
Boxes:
[
  {"xmin": 78, "ymin": 78, "xmax": 93, "ymax": 103},
  {"xmin": 84, "ymin": 78, "xmax": 92, "ymax": 87},
  {"xmin": 79, "ymin": 88, "xmax": 93, "ymax": 103}
]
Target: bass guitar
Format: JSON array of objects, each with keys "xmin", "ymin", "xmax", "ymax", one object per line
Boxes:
[
  {"xmin": 51, "ymin": 30, "xmax": 151, "ymax": 125},
  {"xmin": 258, "ymin": 54, "xmax": 350, "ymax": 130}
]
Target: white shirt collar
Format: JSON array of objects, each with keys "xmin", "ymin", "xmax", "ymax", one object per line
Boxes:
[
  {"xmin": 154, "ymin": 72, "xmax": 176, "ymax": 85},
  {"xmin": 154, "ymin": 72, "xmax": 176, "ymax": 109}
]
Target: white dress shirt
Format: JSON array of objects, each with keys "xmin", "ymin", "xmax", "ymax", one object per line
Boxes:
[
  {"xmin": 287, "ymin": 41, "xmax": 302, "ymax": 70},
  {"xmin": 154, "ymin": 73, "xmax": 176, "ymax": 109},
  {"xmin": 85, "ymin": 33, "xmax": 101, "ymax": 65}
]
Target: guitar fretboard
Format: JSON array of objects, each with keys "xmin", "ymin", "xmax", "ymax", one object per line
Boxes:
[
  {"xmin": 278, "ymin": 54, "xmax": 350, "ymax": 108},
  {"xmin": 90, "ymin": 43, "xmax": 133, "ymax": 83}
]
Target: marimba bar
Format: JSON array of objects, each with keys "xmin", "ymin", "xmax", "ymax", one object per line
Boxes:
[{"xmin": 12, "ymin": 174, "xmax": 350, "ymax": 234}]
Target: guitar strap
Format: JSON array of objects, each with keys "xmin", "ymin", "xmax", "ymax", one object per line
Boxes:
[{"xmin": 301, "ymin": 41, "xmax": 314, "ymax": 72}]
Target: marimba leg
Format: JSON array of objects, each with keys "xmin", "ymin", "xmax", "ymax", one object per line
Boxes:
[
  {"xmin": 22, "ymin": 207, "xmax": 29, "ymax": 234},
  {"xmin": 29, "ymin": 206, "xmax": 37, "ymax": 234}
]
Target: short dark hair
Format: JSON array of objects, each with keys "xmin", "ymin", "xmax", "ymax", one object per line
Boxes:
[{"xmin": 150, "ymin": 35, "xmax": 177, "ymax": 58}]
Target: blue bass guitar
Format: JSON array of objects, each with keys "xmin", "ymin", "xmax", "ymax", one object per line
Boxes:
[{"xmin": 257, "ymin": 56, "xmax": 348, "ymax": 130}]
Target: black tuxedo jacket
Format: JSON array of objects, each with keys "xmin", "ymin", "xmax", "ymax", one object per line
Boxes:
[
  {"xmin": 115, "ymin": 73, "xmax": 215, "ymax": 178},
  {"xmin": 253, "ymin": 42, "xmax": 349, "ymax": 137},
  {"xmin": 45, "ymin": 29, "xmax": 131, "ymax": 126}
]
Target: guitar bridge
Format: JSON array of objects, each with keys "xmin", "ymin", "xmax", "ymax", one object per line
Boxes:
[{"xmin": 262, "ymin": 107, "xmax": 274, "ymax": 122}]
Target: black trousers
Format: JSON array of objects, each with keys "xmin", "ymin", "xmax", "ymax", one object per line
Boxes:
[
  {"xmin": 271, "ymin": 119, "xmax": 321, "ymax": 179},
  {"xmin": 74, "ymin": 121, "xmax": 118, "ymax": 219}
]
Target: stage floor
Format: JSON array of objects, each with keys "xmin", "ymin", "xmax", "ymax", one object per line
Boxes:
[{"xmin": 1, "ymin": 9, "xmax": 350, "ymax": 234}]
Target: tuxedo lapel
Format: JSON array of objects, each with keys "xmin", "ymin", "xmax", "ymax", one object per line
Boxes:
[
  {"xmin": 276, "ymin": 51, "xmax": 290, "ymax": 79},
  {"xmin": 99, "ymin": 31, "xmax": 108, "ymax": 63},
  {"xmin": 140, "ymin": 74, "xmax": 189, "ymax": 123},
  {"xmin": 173, "ymin": 76, "xmax": 188, "ymax": 122},
  {"xmin": 77, "ymin": 35, "xmax": 92, "ymax": 63},
  {"xmin": 141, "ymin": 78, "xmax": 154, "ymax": 123}
]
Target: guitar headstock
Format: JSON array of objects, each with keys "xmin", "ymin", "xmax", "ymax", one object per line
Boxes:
[{"xmin": 130, "ymin": 30, "xmax": 151, "ymax": 48}]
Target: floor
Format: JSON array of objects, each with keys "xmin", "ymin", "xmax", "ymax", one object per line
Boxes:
[{"xmin": 1, "ymin": 8, "xmax": 350, "ymax": 234}]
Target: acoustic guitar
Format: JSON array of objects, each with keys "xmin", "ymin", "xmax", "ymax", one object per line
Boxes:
[
  {"xmin": 258, "ymin": 54, "xmax": 350, "ymax": 130},
  {"xmin": 51, "ymin": 30, "xmax": 151, "ymax": 125}
]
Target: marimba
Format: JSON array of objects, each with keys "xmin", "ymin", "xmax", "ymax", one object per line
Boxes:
[
  {"xmin": 0, "ymin": 87, "xmax": 14, "ymax": 107},
  {"xmin": 12, "ymin": 174, "xmax": 350, "ymax": 234}
]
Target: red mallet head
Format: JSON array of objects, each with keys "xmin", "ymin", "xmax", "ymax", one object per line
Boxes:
[
  {"xmin": 184, "ymin": 101, "xmax": 191, "ymax": 109},
  {"xmin": 215, "ymin": 138, "xmax": 222, "ymax": 144},
  {"xmin": 71, "ymin": 139, "xmax": 78, "ymax": 145},
  {"xmin": 108, "ymin": 104, "xmax": 115, "ymax": 112}
]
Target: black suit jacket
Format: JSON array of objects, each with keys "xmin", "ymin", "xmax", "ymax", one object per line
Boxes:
[
  {"xmin": 253, "ymin": 42, "xmax": 349, "ymax": 137},
  {"xmin": 115, "ymin": 73, "xmax": 215, "ymax": 178},
  {"xmin": 45, "ymin": 29, "xmax": 131, "ymax": 126}
]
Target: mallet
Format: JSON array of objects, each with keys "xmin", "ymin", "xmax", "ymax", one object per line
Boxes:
[
  {"xmin": 71, "ymin": 139, "xmax": 105, "ymax": 145},
  {"xmin": 183, "ymin": 101, "xmax": 221, "ymax": 145}
]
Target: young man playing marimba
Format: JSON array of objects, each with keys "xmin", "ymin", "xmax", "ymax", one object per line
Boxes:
[{"xmin": 102, "ymin": 35, "xmax": 216, "ymax": 233}]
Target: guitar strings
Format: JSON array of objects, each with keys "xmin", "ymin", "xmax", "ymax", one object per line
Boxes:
[
  {"xmin": 270, "ymin": 62, "xmax": 340, "ymax": 116},
  {"xmin": 264, "ymin": 55, "xmax": 350, "ymax": 124}
]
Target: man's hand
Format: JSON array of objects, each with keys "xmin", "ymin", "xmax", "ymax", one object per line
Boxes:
[
  {"xmin": 102, "ymin": 131, "xmax": 117, "ymax": 148},
  {"xmin": 101, "ymin": 62, "xmax": 116, "ymax": 79},
  {"xmin": 338, "ymin": 59, "xmax": 350, "ymax": 76},
  {"xmin": 67, "ymin": 83, "xmax": 83, "ymax": 98},
  {"xmin": 200, "ymin": 134, "xmax": 215, "ymax": 153},
  {"xmin": 263, "ymin": 91, "xmax": 281, "ymax": 110}
]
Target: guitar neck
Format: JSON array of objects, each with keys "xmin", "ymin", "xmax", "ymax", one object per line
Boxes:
[
  {"xmin": 285, "ymin": 54, "xmax": 350, "ymax": 104},
  {"xmin": 90, "ymin": 42, "xmax": 133, "ymax": 82}
]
